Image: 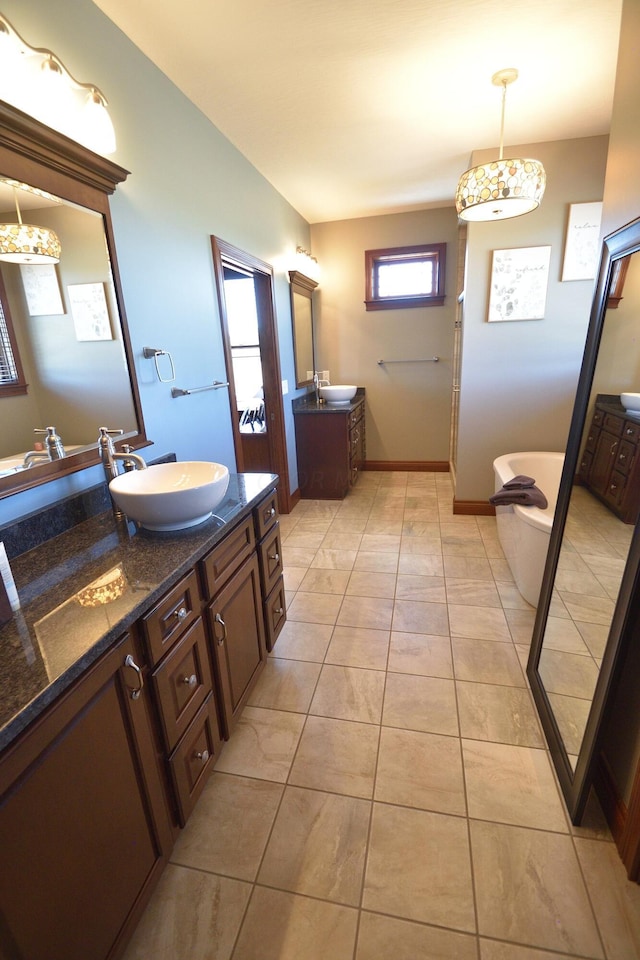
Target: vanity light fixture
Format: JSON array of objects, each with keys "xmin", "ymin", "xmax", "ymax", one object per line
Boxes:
[
  {"xmin": 455, "ymin": 68, "xmax": 546, "ymax": 222},
  {"xmin": 0, "ymin": 13, "xmax": 116, "ymax": 155},
  {"xmin": 0, "ymin": 186, "xmax": 61, "ymax": 263},
  {"xmin": 76, "ymin": 566, "xmax": 127, "ymax": 608},
  {"xmin": 292, "ymin": 246, "xmax": 320, "ymax": 285}
]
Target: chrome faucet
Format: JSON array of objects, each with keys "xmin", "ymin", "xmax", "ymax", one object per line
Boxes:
[
  {"xmin": 22, "ymin": 426, "xmax": 65, "ymax": 468},
  {"xmin": 98, "ymin": 427, "xmax": 147, "ymax": 482}
]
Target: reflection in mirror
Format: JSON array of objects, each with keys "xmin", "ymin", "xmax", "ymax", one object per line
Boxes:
[
  {"xmin": 0, "ymin": 100, "xmax": 146, "ymax": 500},
  {"xmin": 528, "ymin": 217, "xmax": 640, "ymax": 820},
  {"xmin": 0, "ymin": 181, "xmax": 138, "ymax": 475},
  {"xmin": 289, "ymin": 269, "xmax": 318, "ymax": 388}
]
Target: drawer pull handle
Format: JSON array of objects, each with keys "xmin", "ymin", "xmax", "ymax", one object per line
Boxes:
[
  {"xmin": 124, "ymin": 654, "xmax": 144, "ymax": 700},
  {"xmin": 182, "ymin": 674, "xmax": 198, "ymax": 687},
  {"xmin": 214, "ymin": 612, "xmax": 227, "ymax": 645},
  {"xmin": 194, "ymin": 749, "xmax": 210, "ymax": 764},
  {"xmin": 175, "ymin": 606, "xmax": 188, "ymax": 621},
  {"xmin": 268, "ymin": 552, "xmax": 280, "ymax": 563},
  {"xmin": 627, "ymin": 428, "xmax": 635, "ymax": 435},
  {"xmin": 610, "ymin": 442, "xmax": 618, "ymax": 455},
  {"xmin": 265, "ymin": 506, "xmax": 276, "ymax": 520}
]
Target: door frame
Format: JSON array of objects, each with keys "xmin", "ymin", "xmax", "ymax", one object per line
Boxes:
[{"xmin": 211, "ymin": 236, "xmax": 291, "ymax": 514}]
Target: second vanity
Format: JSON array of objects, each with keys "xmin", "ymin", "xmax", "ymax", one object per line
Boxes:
[
  {"xmin": 579, "ymin": 394, "xmax": 640, "ymax": 523},
  {"xmin": 293, "ymin": 388, "xmax": 366, "ymax": 499},
  {"xmin": 0, "ymin": 473, "xmax": 284, "ymax": 960}
]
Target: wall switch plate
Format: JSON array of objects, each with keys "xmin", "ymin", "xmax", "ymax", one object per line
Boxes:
[
  {"xmin": 306, "ymin": 370, "xmax": 314, "ymax": 380},
  {"xmin": 322, "ymin": 370, "xmax": 330, "ymax": 381},
  {"xmin": 281, "ymin": 379, "xmax": 288, "ymax": 395}
]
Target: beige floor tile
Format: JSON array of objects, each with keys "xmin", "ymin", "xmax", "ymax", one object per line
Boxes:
[
  {"xmin": 284, "ymin": 530, "xmax": 326, "ymax": 550},
  {"xmin": 399, "ymin": 536, "xmax": 442, "ymax": 556},
  {"xmin": 336, "ymin": 595, "xmax": 394, "ymax": 631},
  {"xmin": 442, "ymin": 540, "xmax": 488, "ymax": 558},
  {"xmin": 346, "ymin": 570, "xmax": 397, "ymax": 598},
  {"xmin": 448, "ymin": 603, "xmax": 511, "ymax": 640},
  {"xmin": 395, "ymin": 573, "xmax": 446, "ymax": 602},
  {"xmin": 353, "ymin": 550, "xmax": 399, "ymax": 573},
  {"xmin": 540, "ymin": 615, "xmax": 591, "ymax": 655},
  {"xmin": 257, "ymin": 786, "xmax": 370, "ymax": 904},
  {"xmin": 388, "ymin": 631, "xmax": 453, "ymax": 678},
  {"xmin": 215, "ymin": 706, "xmax": 305, "ymax": 782},
  {"xmin": 490, "ymin": 558, "xmax": 515, "ymax": 582},
  {"xmin": 383, "ymin": 672, "xmax": 459, "ymax": 736},
  {"xmin": 479, "ymin": 941, "xmax": 578, "ymax": 960},
  {"xmin": 444, "ymin": 555, "xmax": 494, "ymax": 580},
  {"xmin": 446, "ymin": 578, "xmax": 502, "ymax": 608},
  {"xmin": 170, "ymin": 773, "xmax": 283, "ymax": 880},
  {"xmin": 310, "ymin": 548, "xmax": 358, "ymax": 570},
  {"xmin": 299, "ymin": 567, "xmax": 351, "ymax": 594},
  {"xmin": 575, "ymin": 836, "xmax": 640, "ymax": 958},
  {"xmin": 232, "ymin": 887, "xmax": 358, "ymax": 960},
  {"xmin": 547, "ymin": 692, "xmax": 591, "ymax": 757},
  {"xmin": 360, "ymin": 533, "xmax": 401, "ymax": 553},
  {"xmin": 247, "ymin": 657, "xmax": 321, "ymax": 712},
  {"xmin": 281, "ymin": 545, "xmax": 317, "ymax": 567},
  {"xmin": 283, "ymin": 565, "xmax": 307, "ymax": 592},
  {"xmin": 452, "ymin": 637, "xmax": 526, "ymax": 687},
  {"xmin": 121, "ymin": 864, "xmax": 251, "ymax": 960},
  {"xmin": 398, "ymin": 553, "xmax": 445, "ymax": 576},
  {"xmin": 496, "ymin": 581, "xmax": 536, "ymax": 610},
  {"xmin": 559, "ymin": 590, "xmax": 616, "ymax": 626},
  {"xmin": 327, "ymin": 515, "xmax": 368, "ymax": 534},
  {"xmin": 471, "ymin": 820, "xmax": 604, "ymax": 956},
  {"xmin": 320, "ymin": 531, "xmax": 364, "ymax": 550},
  {"xmin": 456, "ymin": 680, "xmax": 544, "ymax": 747},
  {"xmin": 364, "ymin": 517, "xmax": 404, "ymax": 535},
  {"xmin": 538, "ymin": 647, "xmax": 599, "ymax": 699},
  {"xmin": 392, "ymin": 598, "xmax": 449, "ymax": 635},
  {"xmin": 325, "ymin": 625, "xmax": 390, "ymax": 669},
  {"xmin": 504, "ymin": 607, "xmax": 536, "ymax": 645},
  {"xmin": 356, "ymin": 912, "xmax": 477, "ymax": 960},
  {"xmin": 310, "ymin": 664, "xmax": 385, "ymax": 723},
  {"xmin": 288, "ymin": 715, "xmax": 379, "ymax": 798},
  {"xmin": 375, "ymin": 726, "xmax": 466, "ymax": 815},
  {"xmin": 269, "ymin": 620, "xmax": 332, "ymax": 662},
  {"xmin": 286, "ymin": 590, "xmax": 343, "ymax": 625},
  {"xmin": 462, "ymin": 739, "xmax": 568, "ymax": 831},
  {"xmin": 363, "ymin": 803, "xmax": 475, "ymax": 931}
]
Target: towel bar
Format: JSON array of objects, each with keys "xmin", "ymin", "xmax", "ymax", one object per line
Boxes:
[
  {"xmin": 377, "ymin": 357, "xmax": 439, "ymax": 365},
  {"xmin": 171, "ymin": 381, "xmax": 229, "ymax": 398}
]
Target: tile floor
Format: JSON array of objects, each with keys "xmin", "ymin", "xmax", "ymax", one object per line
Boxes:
[{"xmin": 122, "ymin": 471, "xmax": 640, "ymax": 960}]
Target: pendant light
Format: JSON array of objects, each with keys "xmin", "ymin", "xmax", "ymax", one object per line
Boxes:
[
  {"xmin": 455, "ymin": 68, "xmax": 546, "ymax": 222},
  {"xmin": 0, "ymin": 187, "xmax": 61, "ymax": 264}
]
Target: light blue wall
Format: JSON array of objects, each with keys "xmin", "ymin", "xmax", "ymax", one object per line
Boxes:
[{"xmin": 0, "ymin": 0, "xmax": 311, "ymax": 524}]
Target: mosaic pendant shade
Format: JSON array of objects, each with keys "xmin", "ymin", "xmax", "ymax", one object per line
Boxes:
[
  {"xmin": 0, "ymin": 222, "xmax": 62, "ymax": 263},
  {"xmin": 455, "ymin": 157, "xmax": 546, "ymax": 221}
]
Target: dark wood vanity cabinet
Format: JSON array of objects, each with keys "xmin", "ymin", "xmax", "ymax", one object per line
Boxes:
[
  {"xmin": 0, "ymin": 632, "xmax": 173, "ymax": 960},
  {"xmin": 579, "ymin": 397, "xmax": 640, "ymax": 523},
  {"xmin": 294, "ymin": 396, "xmax": 366, "ymax": 499}
]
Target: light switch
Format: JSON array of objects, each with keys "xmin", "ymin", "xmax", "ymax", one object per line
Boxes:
[{"xmin": 282, "ymin": 379, "xmax": 289, "ymax": 395}]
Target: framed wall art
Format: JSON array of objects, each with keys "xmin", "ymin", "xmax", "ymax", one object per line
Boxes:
[
  {"xmin": 67, "ymin": 282, "xmax": 112, "ymax": 341},
  {"xmin": 561, "ymin": 201, "xmax": 603, "ymax": 281},
  {"xmin": 488, "ymin": 245, "xmax": 551, "ymax": 322},
  {"xmin": 20, "ymin": 263, "xmax": 64, "ymax": 316}
]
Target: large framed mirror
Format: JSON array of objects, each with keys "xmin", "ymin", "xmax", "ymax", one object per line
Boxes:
[
  {"xmin": 288, "ymin": 269, "xmax": 317, "ymax": 388},
  {"xmin": 0, "ymin": 100, "xmax": 147, "ymax": 499},
  {"xmin": 528, "ymin": 215, "xmax": 640, "ymax": 820}
]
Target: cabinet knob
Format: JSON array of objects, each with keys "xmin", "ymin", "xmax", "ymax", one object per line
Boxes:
[
  {"xmin": 265, "ymin": 506, "xmax": 276, "ymax": 520},
  {"xmin": 194, "ymin": 749, "xmax": 209, "ymax": 764},
  {"xmin": 268, "ymin": 552, "xmax": 280, "ymax": 563},
  {"xmin": 275, "ymin": 606, "xmax": 284, "ymax": 615},
  {"xmin": 619, "ymin": 453, "xmax": 627, "ymax": 462},
  {"xmin": 627, "ymin": 428, "xmax": 635, "ymax": 435},
  {"xmin": 182, "ymin": 674, "xmax": 197, "ymax": 687},
  {"xmin": 123, "ymin": 654, "xmax": 144, "ymax": 700},
  {"xmin": 175, "ymin": 606, "xmax": 188, "ymax": 621},
  {"xmin": 611, "ymin": 482, "xmax": 618, "ymax": 491}
]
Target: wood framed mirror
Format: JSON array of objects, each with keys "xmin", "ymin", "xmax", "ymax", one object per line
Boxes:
[
  {"xmin": 288, "ymin": 269, "xmax": 317, "ymax": 389},
  {"xmin": 0, "ymin": 100, "xmax": 147, "ymax": 499},
  {"xmin": 527, "ymin": 214, "xmax": 640, "ymax": 821}
]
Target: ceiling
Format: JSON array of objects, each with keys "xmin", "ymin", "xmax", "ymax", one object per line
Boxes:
[{"xmin": 93, "ymin": 0, "xmax": 622, "ymax": 224}]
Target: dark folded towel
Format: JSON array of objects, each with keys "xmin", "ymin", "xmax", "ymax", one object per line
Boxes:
[
  {"xmin": 490, "ymin": 485, "xmax": 548, "ymax": 508},
  {"xmin": 502, "ymin": 474, "xmax": 536, "ymax": 489}
]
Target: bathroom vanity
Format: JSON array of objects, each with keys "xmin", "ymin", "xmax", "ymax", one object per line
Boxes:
[
  {"xmin": 0, "ymin": 473, "xmax": 283, "ymax": 960},
  {"xmin": 578, "ymin": 394, "xmax": 640, "ymax": 523},
  {"xmin": 293, "ymin": 388, "xmax": 366, "ymax": 499}
]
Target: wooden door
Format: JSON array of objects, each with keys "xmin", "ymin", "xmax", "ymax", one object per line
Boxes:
[{"xmin": 211, "ymin": 237, "xmax": 291, "ymax": 514}]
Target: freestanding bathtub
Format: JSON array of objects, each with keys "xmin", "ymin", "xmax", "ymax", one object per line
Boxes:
[{"xmin": 492, "ymin": 451, "xmax": 565, "ymax": 607}]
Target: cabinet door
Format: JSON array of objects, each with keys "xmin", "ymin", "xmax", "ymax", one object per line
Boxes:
[
  {"xmin": 590, "ymin": 428, "xmax": 619, "ymax": 497},
  {"xmin": 207, "ymin": 553, "xmax": 267, "ymax": 737},
  {"xmin": 0, "ymin": 634, "xmax": 171, "ymax": 960}
]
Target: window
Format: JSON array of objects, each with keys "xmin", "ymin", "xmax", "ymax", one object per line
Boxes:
[
  {"xmin": 364, "ymin": 243, "xmax": 446, "ymax": 311},
  {"xmin": 0, "ymin": 271, "xmax": 27, "ymax": 397}
]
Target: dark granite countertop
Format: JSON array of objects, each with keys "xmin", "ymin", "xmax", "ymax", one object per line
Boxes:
[
  {"xmin": 595, "ymin": 393, "xmax": 638, "ymax": 419},
  {"xmin": 292, "ymin": 387, "xmax": 364, "ymax": 415},
  {"xmin": 0, "ymin": 472, "xmax": 277, "ymax": 752}
]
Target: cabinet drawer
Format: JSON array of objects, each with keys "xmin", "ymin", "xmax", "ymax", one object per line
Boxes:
[
  {"xmin": 592, "ymin": 408, "xmax": 604, "ymax": 428},
  {"xmin": 607, "ymin": 469, "xmax": 628, "ymax": 509},
  {"xmin": 349, "ymin": 403, "xmax": 364, "ymax": 428},
  {"xmin": 254, "ymin": 489, "xmax": 279, "ymax": 539},
  {"xmin": 142, "ymin": 569, "xmax": 201, "ymax": 666},
  {"xmin": 623, "ymin": 419, "xmax": 640, "ymax": 442},
  {"xmin": 168, "ymin": 694, "xmax": 220, "ymax": 826},
  {"xmin": 264, "ymin": 576, "xmax": 286, "ymax": 652},
  {"xmin": 603, "ymin": 412, "xmax": 624, "ymax": 436},
  {"xmin": 201, "ymin": 516, "xmax": 255, "ymax": 598},
  {"xmin": 584, "ymin": 423, "xmax": 600, "ymax": 453},
  {"xmin": 152, "ymin": 617, "xmax": 213, "ymax": 752},
  {"xmin": 258, "ymin": 523, "xmax": 283, "ymax": 596},
  {"xmin": 616, "ymin": 439, "xmax": 636, "ymax": 476}
]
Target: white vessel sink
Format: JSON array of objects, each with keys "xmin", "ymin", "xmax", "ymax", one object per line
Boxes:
[
  {"xmin": 109, "ymin": 461, "xmax": 230, "ymax": 531},
  {"xmin": 621, "ymin": 392, "xmax": 640, "ymax": 413},
  {"xmin": 319, "ymin": 384, "xmax": 357, "ymax": 403}
]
